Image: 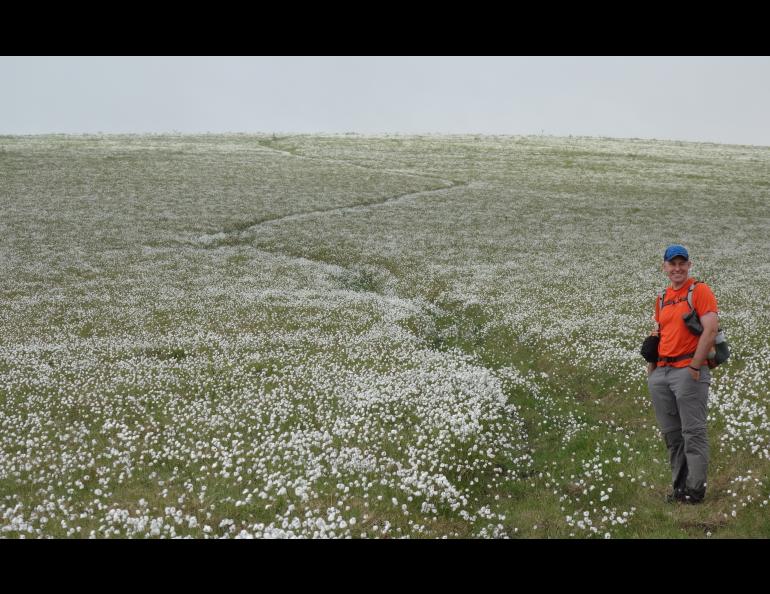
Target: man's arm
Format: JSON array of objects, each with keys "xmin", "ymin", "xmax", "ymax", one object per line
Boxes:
[{"xmin": 689, "ymin": 312, "xmax": 719, "ymax": 376}]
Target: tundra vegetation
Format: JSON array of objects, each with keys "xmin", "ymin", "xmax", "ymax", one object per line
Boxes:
[{"xmin": 1, "ymin": 133, "xmax": 769, "ymax": 538}]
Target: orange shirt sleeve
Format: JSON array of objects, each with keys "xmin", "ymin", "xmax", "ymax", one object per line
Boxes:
[{"xmin": 693, "ymin": 283, "xmax": 718, "ymax": 317}]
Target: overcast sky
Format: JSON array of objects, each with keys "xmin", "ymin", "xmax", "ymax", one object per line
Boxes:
[{"xmin": 2, "ymin": 56, "xmax": 769, "ymax": 146}]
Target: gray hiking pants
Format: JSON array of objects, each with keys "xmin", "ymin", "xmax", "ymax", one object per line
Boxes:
[{"xmin": 647, "ymin": 365, "xmax": 711, "ymax": 497}]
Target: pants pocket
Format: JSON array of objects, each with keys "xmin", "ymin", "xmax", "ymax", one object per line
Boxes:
[{"xmin": 649, "ymin": 376, "xmax": 679, "ymax": 428}]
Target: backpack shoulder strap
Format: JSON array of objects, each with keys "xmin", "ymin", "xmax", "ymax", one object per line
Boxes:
[{"xmin": 687, "ymin": 280, "xmax": 699, "ymax": 311}]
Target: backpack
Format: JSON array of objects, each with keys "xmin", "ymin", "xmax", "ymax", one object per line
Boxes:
[{"xmin": 658, "ymin": 281, "xmax": 729, "ymax": 368}]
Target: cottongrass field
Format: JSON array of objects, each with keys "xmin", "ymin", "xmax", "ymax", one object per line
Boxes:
[{"xmin": 1, "ymin": 133, "xmax": 769, "ymax": 538}]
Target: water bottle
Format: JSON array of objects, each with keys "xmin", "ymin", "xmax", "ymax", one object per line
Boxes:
[
  {"xmin": 707, "ymin": 330, "xmax": 729, "ymax": 366},
  {"xmin": 707, "ymin": 331, "xmax": 724, "ymax": 362},
  {"xmin": 714, "ymin": 330, "xmax": 729, "ymax": 364}
]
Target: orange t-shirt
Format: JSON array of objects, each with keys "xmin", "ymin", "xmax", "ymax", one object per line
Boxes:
[{"xmin": 654, "ymin": 278, "xmax": 718, "ymax": 367}]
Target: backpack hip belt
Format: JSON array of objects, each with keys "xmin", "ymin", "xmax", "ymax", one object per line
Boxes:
[{"xmin": 657, "ymin": 352, "xmax": 696, "ymax": 365}]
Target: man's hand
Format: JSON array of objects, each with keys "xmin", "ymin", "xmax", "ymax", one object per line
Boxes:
[{"xmin": 688, "ymin": 365, "xmax": 700, "ymax": 381}]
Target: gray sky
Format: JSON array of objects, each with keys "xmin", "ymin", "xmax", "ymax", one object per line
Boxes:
[{"xmin": 2, "ymin": 56, "xmax": 770, "ymax": 146}]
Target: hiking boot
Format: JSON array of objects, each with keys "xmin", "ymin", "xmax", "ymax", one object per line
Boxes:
[
  {"xmin": 682, "ymin": 488, "xmax": 705, "ymax": 504},
  {"xmin": 665, "ymin": 488, "xmax": 686, "ymax": 503}
]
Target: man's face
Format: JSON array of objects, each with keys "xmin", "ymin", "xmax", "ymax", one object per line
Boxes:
[{"xmin": 663, "ymin": 256, "xmax": 691, "ymax": 285}]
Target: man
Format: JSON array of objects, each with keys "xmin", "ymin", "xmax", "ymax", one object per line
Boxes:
[{"xmin": 647, "ymin": 244, "xmax": 719, "ymax": 504}]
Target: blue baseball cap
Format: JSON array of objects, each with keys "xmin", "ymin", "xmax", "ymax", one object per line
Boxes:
[{"xmin": 664, "ymin": 244, "xmax": 689, "ymax": 261}]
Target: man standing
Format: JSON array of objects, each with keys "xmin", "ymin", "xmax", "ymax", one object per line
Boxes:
[{"xmin": 647, "ymin": 244, "xmax": 719, "ymax": 504}]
